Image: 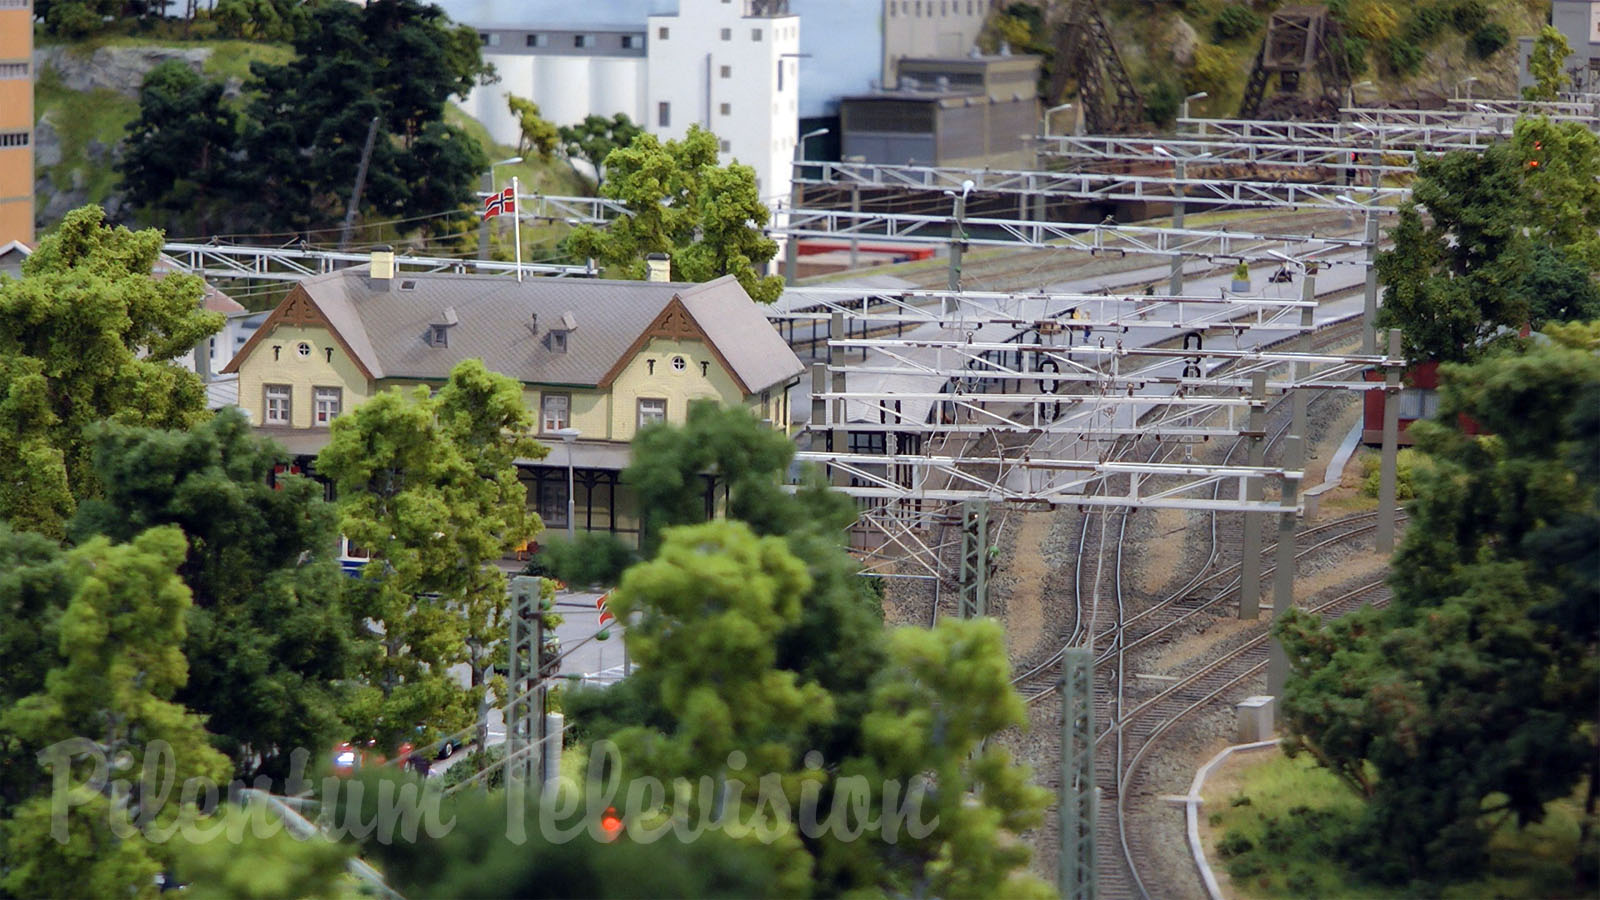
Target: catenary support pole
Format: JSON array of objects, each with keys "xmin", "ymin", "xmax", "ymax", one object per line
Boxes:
[
  {"xmin": 1267, "ymin": 435, "xmax": 1303, "ymax": 698},
  {"xmin": 1060, "ymin": 649, "xmax": 1096, "ymax": 900},
  {"xmin": 948, "ymin": 191, "xmax": 967, "ymax": 293},
  {"xmin": 1376, "ymin": 328, "xmax": 1402, "ymax": 553},
  {"xmin": 1239, "ymin": 372, "xmax": 1267, "ymax": 619},
  {"xmin": 1361, "ymin": 207, "xmax": 1380, "ymax": 354},
  {"xmin": 338, "ymin": 116, "xmax": 381, "ymax": 251},
  {"xmin": 829, "ymin": 313, "xmax": 847, "ymax": 487},
  {"xmin": 1293, "ymin": 275, "xmax": 1315, "ymax": 438},
  {"xmin": 1168, "ymin": 157, "xmax": 1186, "ymax": 296},
  {"xmin": 849, "ymin": 185, "xmax": 860, "ymax": 271}
]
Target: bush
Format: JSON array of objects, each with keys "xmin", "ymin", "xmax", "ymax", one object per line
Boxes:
[
  {"xmin": 441, "ymin": 742, "xmax": 507, "ymax": 791},
  {"xmin": 1361, "ymin": 448, "xmax": 1432, "ymax": 501},
  {"xmin": 535, "ymin": 531, "xmax": 639, "ymax": 589},
  {"xmin": 1217, "ymin": 829, "xmax": 1256, "ymax": 858},
  {"xmin": 1344, "ymin": 0, "xmax": 1400, "ymax": 41},
  {"xmin": 1228, "ymin": 857, "xmax": 1267, "ymax": 879},
  {"xmin": 1384, "ymin": 39, "xmax": 1427, "ymax": 76},
  {"xmin": 1469, "ymin": 22, "xmax": 1509, "ymax": 59},
  {"xmin": 1212, "ymin": 4, "xmax": 1262, "ymax": 41},
  {"xmin": 1448, "ymin": 0, "xmax": 1488, "ymax": 35},
  {"xmin": 1184, "ymin": 43, "xmax": 1235, "ymax": 99},
  {"xmin": 1141, "ymin": 74, "xmax": 1183, "ymax": 127}
]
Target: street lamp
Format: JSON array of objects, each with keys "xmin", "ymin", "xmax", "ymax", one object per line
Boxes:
[
  {"xmin": 1180, "ymin": 91, "xmax": 1208, "ymax": 124},
  {"xmin": 1043, "ymin": 102, "xmax": 1074, "ymax": 138},
  {"xmin": 479, "ymin": 156, "xmax": 525, "ymax": 261},
  {"xmin": 554, "ymin": 427, "xmax": 580, "ymax": 540},
  {"xmin": 941, "ymin": 180, "xmax": 975, "ymax": 294},
  {"xmin": 1456, "ymin": 76, "xmax": 1480, "ymax": 100},
  {"xmin": 784, "ymin": 128, "xmax": 831, "ymax": 285}
]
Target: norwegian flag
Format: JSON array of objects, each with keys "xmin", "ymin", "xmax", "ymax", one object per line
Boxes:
[{"xmin": 483, "ymin": 185, "xmax": 515, "ymax": 219}]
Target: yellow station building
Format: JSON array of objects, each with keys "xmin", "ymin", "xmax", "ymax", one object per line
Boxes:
[{"xmin": 224, "ymin": 260, "xmax": 804, "ymax": 546}]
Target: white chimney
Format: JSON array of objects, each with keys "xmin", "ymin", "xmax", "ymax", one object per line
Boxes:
[{"xmin": 645, "ymin": 253, "xmax": 671, "ymax": 282}]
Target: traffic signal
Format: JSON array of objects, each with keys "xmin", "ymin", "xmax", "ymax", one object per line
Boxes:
[{"xmin": 599, "ymin": 806, "xmax": 623, "ymax": 842}]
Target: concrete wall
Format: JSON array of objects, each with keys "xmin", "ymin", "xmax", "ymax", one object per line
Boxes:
[
  {"xmin": 235, "ymin": 324, "xmax": 374, "ymax": 429},
  {"xmin": 882, "ymin": 0, "xmax": 990, "ymax": 86}
]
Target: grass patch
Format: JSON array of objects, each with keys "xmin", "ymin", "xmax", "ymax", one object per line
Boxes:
[
  {"xmin": 33, "ymin": 63, "xmax": 139, "ymax": 213},
  {"xmin": 1210, "ymin": 751, "xmax": 1592, "ymax": 899}
]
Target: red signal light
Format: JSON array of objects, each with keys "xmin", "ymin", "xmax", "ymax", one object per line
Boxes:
[{"xmin": 599, "ymin": 806, "xmax": 623, "ymax": 842}]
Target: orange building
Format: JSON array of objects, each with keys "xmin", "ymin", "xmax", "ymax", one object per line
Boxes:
[{"xmin": 0, "ymin": 0, "xmax": 33, "ymax": 245}]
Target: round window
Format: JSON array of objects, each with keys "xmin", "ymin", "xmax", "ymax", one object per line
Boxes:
[
  {"xmin": 297, "ymin": 342, "xmax": 312, "ymax": 359},
  {"xmin": 672, "ymin": 356, "xmax": 687, "ymax": 372}
]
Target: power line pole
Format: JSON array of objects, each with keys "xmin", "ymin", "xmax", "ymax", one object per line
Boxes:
[
  {"xmin": 959, "ymin": 500, "xmax": 990, "ymax": 618},
  {"xmin": 338, "ymin": 116, "xmax": 381, "ymax": 252},
  {"xmin": 1375, "ymin": 329, "xmax": 1402, "ymax": 553},
  {"xmin": 1060, "ymin": 649, "xmax": 1096, "ymax": 900},
  {"xmin": 1239, "ymin": 372, "xmax": 1267, "ymax": 619}
]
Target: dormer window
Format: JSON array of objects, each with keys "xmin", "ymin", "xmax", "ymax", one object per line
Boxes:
[
  {"xmin": 429, "ymin": 306, "xmax": 458, "ymax": 348},
  {"xmin": 545, "ymin": 310, "xmax": 577, "ymax": 353},
  {"xmin": 550, "ymin": 331, "xmax": 567, "ymax": 353}
]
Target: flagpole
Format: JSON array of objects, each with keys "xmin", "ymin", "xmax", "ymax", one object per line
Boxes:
[{"xmin": 512, "ymin": 176, "xmax": 523, "ymax": 283}]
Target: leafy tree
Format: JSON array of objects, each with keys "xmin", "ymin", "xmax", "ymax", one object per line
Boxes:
[
  {"xmin": 1524, "ymin": 24, "xmax": 1572, "ymax": 101},
  {"xmin": 0, "ymin": 526, "xmax": 233, "ymax": 899},
  {"xmin": 212, "ymin": 0, "xmax": 308, "ymax": 41},
  {"xmin": 534, "ymin": 531, "xmax": 638, "ymax": 588},
  {"xmin": 222, "ymin": 0, "xmax": 491, "ymax": 237},
  {"xmin": 1376, "ymin": 117, "xmax": 1600, "ymax": 362},
  {"xmin": 556, "ymin": 113, "xmax": 643, "ymax": 188},
  {"xmin": 1277, "ymin": 334, "xmax": 1600, "ymax": 883},
  {"xmin": 0, "ymin": 206, "xmax": 221, "ymax": 538},
  {"xmin": 506, "ymin": 95, "xmax": 559, "ymax": 161},
  {"xmin": 68, "ymin": 410, "xmax": 354, "ymax": 783},
  {"xmin": 563, "ymin": 126, "xmax": 784, "ymax": 303},
  {"xmin": 119, "ymin": 61, "xmax": 242, "ymax": 237},
  {"xmin": 35, "ymin": 0, "xmax": 120, "ymax": 38},
  {"xmin": 315, "ymin": 359, "xmax": 544, "ymax": 753},
  {"xmin": 171, "ymin": 803, "xmax": 352, "ymax": 900}
]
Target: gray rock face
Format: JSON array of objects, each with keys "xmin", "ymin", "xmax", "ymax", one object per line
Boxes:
[
  {"xmin": 33, "ymin": 45, "xmax": 212, "ymax": 97},
  {"xmin": 1166, "ymin": 17, "xmax": 1199, "ymax": 69},
  {"xmin": 33, "ymin": 116, "xmax": 62, "ymax": 168}
]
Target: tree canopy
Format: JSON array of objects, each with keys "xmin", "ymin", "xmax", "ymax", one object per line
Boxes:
[
  {"xmin": 563, "ymin": 126, "xmax": 785, "ymax": 303},
  {"xmin": 506, "ymin": 95, "xmax": 559, "ymax": 161},
  {"xmin": 1277, "ymin": 328, "xmax": 1600, "ymax": 885},
  {"xmin": 316, "ymin": 359, "xmax": 544, "ymax": 752},
  {"xmin": 0, "ymin": 206, "xmax": 221, "ymax": 538},
  {"xmin": 119, "ymin": 60, "xmax": 243, "ymax": 237},
  {"xmin": 556, "ymin": 113, "xmax": 643, "ymax": 188},
  {"xmin": 1524, "ymin": 25, "xmax": 1573, "ymax": 102},
  {"xmin": 1376, "ymin": 117, "xmax": 1600, "ymax": 362}
]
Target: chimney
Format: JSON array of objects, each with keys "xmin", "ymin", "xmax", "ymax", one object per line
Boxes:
[
  {"xmin": 370, "ymin": 244, "xmax": 395, "ymax": 291},
  {"xmin": 645, "ymin": 253, "xmax": 671, "ymax": 282}
]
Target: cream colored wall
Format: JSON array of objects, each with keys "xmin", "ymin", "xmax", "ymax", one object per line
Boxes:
[
  {"xmin": 522, "ymin": 386, "xmax": 610, "ymax": 440},
  {"xmin": 607, "ymin": 337, "xmax": 745, "ymax": 442},
  {"xmin": 236, "ymin": 324, "xmax": 372, "ymax": 428}
]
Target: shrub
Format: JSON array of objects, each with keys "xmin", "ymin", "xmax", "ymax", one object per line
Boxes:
[
  {"xmin": 1184, "ymin": 43, "xmax": 1235, "ymax": 99},
  {"xmin": 441, "ymin": 742, "xmax": 507, "ymax": 791},
  {"xmin": 1345, "ymin": 0, "xmax": 1400, "ymax": 41},
  {"xmin": 1449, "ymin": 0, "xmax": 1488, "ymax": 35},
  {"xmin": 1141, "ymin": 74, "xmax": 1183, "ymax": 127},
  {"xmin": 1217, "ymin": 829, "xmax": 1256, "ymax": 858},
  {"xmin": 1212, "ymin": 4, "xmax": 1262, "ymax": 41},
  {"xmin": 536, "ymin": 531, "xmax": 639, "ymax": 589},
  {"xmin": 1228, "ymin": 857, "xmax": 1267, "ymax": 879},
  {"xmin": 1384, "ymin": 38, "xmax": 1427, "ymax": 76},
  {"xmin": 1469, "ymin": 22, "xmax": 1509, "ymax": 59},
  {"xmin": 1361, "ymin": 448, "xmax": 1432, "ymax": 500}
]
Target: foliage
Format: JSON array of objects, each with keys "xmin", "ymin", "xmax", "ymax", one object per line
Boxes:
[
  {"xmin": 1212, "ymin": 4, "xmax": 1261, "ymax": 42},
  {"xmin": 316, "ymin": 360, "xmax": 544, "ymax": 754},
  {"xmin": 0, "ymin": 526, "xmax": 233, "ymax": 899},
  {"xmin": 556, "ymin": 113, "xmax": 644, "ymax": 188},
  {"xmin": 119, "ymin": 60, "xmax": 242, "ymax": 236},
  {"xmin": 562, "ymin": 126, "xmax": 784, "ymax": 303},
  {"xmin": 1343, "ymin": 0, "xmax": 1401, "ymax": 42},
  {"xmin": 1360, "ymin": 447, "xmax": 1432, "ymax": 500},
  {"xmin": 68, "ymin": 410, "xmax": 354, "ymax": 783},
  {"xmin": 1376, "ymin": 117, "xmax": 1600, "ymax": 362},
  {"xmin": 1277, "ymin": 337, "xmax": 1600, "ymax": 882},
  {"xmin": 0, "ymin": 206, "xmax": 221, "ymax": 539},
  {"xmin": 1184, "ymin": 43, "xmax": 1235, "ymax": 100},
  {"xmin": 212, "ymin": 0, "xmax": 309, "ymax": 41},
  {"xmin": 535, "ymin": 531, "xmax": 638, "ymax": 589},
  {"xmin": 1525, "ymin": 25, "xmax": 1572, "ymax": 101},
  {"xmin": 1468, "ymin": 22, "xmax": 1510, "ymax": 59},
  {"xmin": 171, "ymin": 803, "xmax": 352, "ymax": 899},
  {"xmin": 506, "ymin": 95, "xmax": 559, "ymax": 161}
]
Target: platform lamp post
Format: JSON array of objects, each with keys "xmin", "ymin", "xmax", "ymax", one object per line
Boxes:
[
  {"xmin": 943, "ymin": 179, "xmax": 975, "ymax": 298},
  {"xmin": 479, "ymin": 156, "xmax": 523, "ymax": 262},
  {"xmin": 1043, "ymin": 101, "xmax": 1074, "ymax": 138},
  {"xmin": 554, "ymin": 427, "xmax": 580, "ymax": 540},
  {"xmin": 1154, "ymin": 145, "xmax": 1211, "ymax": 296},
  {"xmin": 1179, "ymin": 90, "xmax": 1208, "ymax": 130},
  {"xmin": 1456, "ymin": 76, "xmax": 1480, "ymax": 100},
  {"xmin": 784, "ymin": 127, "xmax": 831, "ymax": 285}
]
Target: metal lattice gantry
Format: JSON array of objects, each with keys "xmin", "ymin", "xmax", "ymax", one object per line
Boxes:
[
  {"xmin": 160, "ymin": 242, "xmax": 593, "ymax": 282},
  {"xmin": 476, "ymin": 191, "xmax": 629, "ymax": 226},
  {"xmin": 778, "ymin": 206, "xmax": 1372, "ymax": 264},
  {"xmin": 792, "ymin": 160, "xmax": 1410, "ymax": 213},
  {"xmin": 1178, "ymin": 116, "xmax": 1509, "ymax": 151},
  {"xmin": 1447, "ymin": 96, "xmax": 1600, "ymax": 117},
  {"xmin": 1060, "ymin": 649, "xmax": 1097, "ymax": 900},
  {"xmin": 790, "ymin": 284, "xmax": 1404, "ymax": 579},
  {"xmin": 1034, "ymin": 133, "xmax": 1420, "ymax": 176},
  {"xmin": 1341, "ymin": 105, "xmax": 1600, "ymax": 130},
  {"xmin": 1049, "ymin": 0, "xmax": 1143, "ymax": 133}
]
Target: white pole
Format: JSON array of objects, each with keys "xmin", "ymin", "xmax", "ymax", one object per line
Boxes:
[{"xmin": 512, "ymin": 175, "xmax": 523, "ymax": 282}]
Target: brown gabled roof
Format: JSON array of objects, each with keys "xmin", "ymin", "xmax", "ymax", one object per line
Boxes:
[{"xmin": 222, "ymin": 268, "xmax": 803, "ymax": 392}]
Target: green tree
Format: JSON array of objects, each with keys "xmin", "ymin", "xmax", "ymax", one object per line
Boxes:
[
  {"xmin": 68, "ymin": 410, "xmax": 354, "ymax": 783},
  {"xmin": 556, "ymin": 113, "xmax": 643, "ymax": 188},
  {"xmin": 212, "ymin": 0, "xmax": 308, "ymax": 41},
  {"xmin": 1524, "ymin": 25, "xmax": 1572, "ymax": 101},
  {"xmin": 0, "ymin": 526, "xmax": 233, "ymax": 899},
  {"xmin": 1376, "ymin": 117, "xmax": 1600, "ymax": 362},
  {"xmin": 171, "ymin": 803, "xmax": 352, "ymax": 900},
  {"xmin": 0, "ymin": 206, "xmax": 221, "ymax": 538},
  {"xmin": 506, "ymin": 95, "xmax": 559, "ymax": 161},
  {"xmin": 563, "ymin": 126, "xmax": 784, "ymax": 303},
  {"xmin": 119, "ymin": 60, "xmax": 243, "ymax": 237},
  {"xmin": 230, "ymin": 0, "xmax": 491, "ymax": 237},
  {"xmin": 1277, "ymin": 334, "xmax": 1600, "ymax": 883},
  {"xmin": 315, "ymin": 359, "xmax": 543, "ymax": 753}
]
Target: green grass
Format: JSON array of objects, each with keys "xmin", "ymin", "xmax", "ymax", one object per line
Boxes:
[
  {"xmin": 1211, "ymin": 752, "xmax": 1591, "ymax": 899},
  {"xmin": 33, "ymin": 63, "xmax": 139, "ymax": 212}
]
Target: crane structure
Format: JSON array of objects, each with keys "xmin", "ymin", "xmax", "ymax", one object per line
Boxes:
[
  {"xmin": 1048, "ymin": 0, "xmax": 1143, "ymax": 133},
  {"xmin": 1238, "ymin": 5, "xmax": 1351, "ymax": 120}
]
